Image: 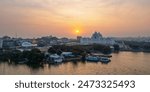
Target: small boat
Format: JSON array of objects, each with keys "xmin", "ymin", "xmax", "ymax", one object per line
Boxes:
[
  {"xmin": 100, "ymin": 57, "xmax": 110, "ymax": 63},
  {"xmin": 91, "ymin": 53, "xmax": 112, "ymax": 58},
  {"xmin": 61, "ymin": 52, "xmax": 75, "ymax": 58},
  {"xmin": 49, "ymin": 54, "xmax": 64, "ymax": 63},
  {"xmin": 86, "ymin": 55, "xmax": 100, "ymax": 62}
]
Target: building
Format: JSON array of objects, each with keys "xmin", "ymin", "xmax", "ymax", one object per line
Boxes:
[
  {"xmin": 22, "ymin": 42, "xmax": 32, "ymax": 47},
  {"xmin": 2, "ymin": 39, "xmax": 16, "ymax": 48},
  {"xmin": 21, "ymin": 41, "xmax": 37, "ymax": 48},
  {"xmin": 0, "ymin": 39, "xmax": 3, "ymax": 48},
  {"xmin": 80, "ymin": 32, "xmax": 116, "ymax": 45},
  {"xmin": 37, "ymin": 46, "xmax": 51, "ymax": 53},
  {"xmin": 77, "ymin": 36, "xmax": 82, "ymax": 42}
]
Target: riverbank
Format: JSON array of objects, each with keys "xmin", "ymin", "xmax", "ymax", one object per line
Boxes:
[
  {"xmin": 0, "ymin": 44, "xmax": 149, "ymax": 66},
  {"xmin": 0, "ymin": 52, "xmax": 150, "ymax": 75}
]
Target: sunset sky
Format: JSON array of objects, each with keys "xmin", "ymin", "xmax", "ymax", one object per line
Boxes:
[{"xmin": 0, "ymin": 0, "xmax": 150, "ymax": 38}]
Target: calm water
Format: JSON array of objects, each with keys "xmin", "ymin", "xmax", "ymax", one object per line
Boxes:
[{"xmin": 0, "ymin": 52, "xmax": 150, "ymax": 75}]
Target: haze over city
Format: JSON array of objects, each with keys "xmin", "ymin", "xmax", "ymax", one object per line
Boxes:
[{"xmin": 0, "ymin": 0, "xmax": 150, "ymax": 38}]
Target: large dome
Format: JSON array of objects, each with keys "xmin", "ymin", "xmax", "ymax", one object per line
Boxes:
[
  {"xmin": 21, "ymin": 42, "xmax": 32, "ymax": 47},
  {"xmin": 91, "ymin": 32, "xmax": 103, "ymax": 40}
]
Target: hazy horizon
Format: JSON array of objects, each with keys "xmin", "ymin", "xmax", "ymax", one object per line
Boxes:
[{"xmin": 0, "ymin": 0, "xmax": 150, "ymax": 38}]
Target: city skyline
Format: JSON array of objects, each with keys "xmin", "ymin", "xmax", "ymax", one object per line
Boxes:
[{"xmin": 0, "ymin": 0, "xmax": 150, "ymax": 38}]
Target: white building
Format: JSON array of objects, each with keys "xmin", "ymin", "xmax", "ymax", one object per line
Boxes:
[
  {"xmin": 80, "ymin": 32, "xmax": 116, "ymax": 45},
  {"xmin": 21, "ymin": 42, "xmax": 37, "ymax": 48}
]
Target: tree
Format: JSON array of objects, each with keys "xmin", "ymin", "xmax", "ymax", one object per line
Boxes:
[
  {"xmin": 11, "ymin": 50, "xmax": 22, "ymax": 62},
  {"xmin": 56, "ymin": 49, "xmax": 62, "ymax": 55},
  {"xmin": 113, "ymin": 44, "xmax": 120, "ymax": 52},
  {"xmin": 102, "ymin": 46, "xmax": 112, "ymax": 54},
  {"xmin": 22, "ymin": 51, "xmax": 31, "ymax": 59},
  {"xmin": 27, "ymin": 48, "xmax": 44, "ymax": 64},
  {"xmin": 48, "ymin": 47, "xmax": 57, "ymax": 54}
]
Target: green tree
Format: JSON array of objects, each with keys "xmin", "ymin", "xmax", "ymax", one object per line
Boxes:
[
  {"xmin": 48, "ymin": 47, "xmax": 57, "ymax": 54},
  {"xmin": 28, "ymin": 48, "xmax": 44, "ymax": 64},
  {"xmin": 113, "ymin": 44, "xmax": 120, "ymax": 52},
  {"xmin": 11, "ymin": 50, "xmax": 22, "ymax": 63}
]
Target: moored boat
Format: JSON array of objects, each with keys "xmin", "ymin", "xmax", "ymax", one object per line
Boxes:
[
  {"xmin": 48, "ymin": 54, "xmax": 64, "ymax": 63},
  {"xmin": 100, "ymin": 57, "xmax": 111, "ymax": 63},
  {"xmin": 86, "ymin": 55, "xmax": 100, "ymax": 62}
]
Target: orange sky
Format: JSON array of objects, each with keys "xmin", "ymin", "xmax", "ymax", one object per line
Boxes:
[{"xmin": 0, "ymin": 0, "xmax": 150, "ymax": 38}]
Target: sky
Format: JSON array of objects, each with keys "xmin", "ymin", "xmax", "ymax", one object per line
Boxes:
[{"xmin": 0, "ymin": 0, "xmax": 150, "ymax": 38}]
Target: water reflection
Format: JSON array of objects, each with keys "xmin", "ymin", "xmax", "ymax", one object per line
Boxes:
[
  {"xmin": 0, "ymin": 52, "xmax": 150, "ymax": 75},
  {"xmin": 101, "ymin": 61, "xmax": 111, "ymax": 65}
]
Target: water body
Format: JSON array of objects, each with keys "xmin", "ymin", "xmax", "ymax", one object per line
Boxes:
[{"xmin": 0, "ymin": 52, "xmax": 150, "ymax": 75}]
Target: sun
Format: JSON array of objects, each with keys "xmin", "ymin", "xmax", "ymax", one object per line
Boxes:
[
  {"xmin": 75, "ymin": 30, "xmax": 80, "ymax": 34},
  {"xmin": 73, "ymin": 28, "xmax": 82, "ymax": 36}
]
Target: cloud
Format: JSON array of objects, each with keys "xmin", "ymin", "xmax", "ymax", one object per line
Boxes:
[
  {"xmin": 0, "ymin": 0, "xmax": 150, "ymax": 37},
  {"xmin": 0, "ymin": 0, "xmax": 149, "ymax": 21}
]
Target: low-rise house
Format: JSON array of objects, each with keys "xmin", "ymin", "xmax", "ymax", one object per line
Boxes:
[{"xmin": 2, "ymin": 39, "xmax": 16, "ymax": 49}]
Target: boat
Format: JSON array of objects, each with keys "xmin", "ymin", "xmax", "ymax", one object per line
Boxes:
[
  {"xmin": 61, "ymin": 52, "xmax": 75, "ymax": 58},
  {"xmin": 48, "ymin": 54, "xmax": 64, "ymax": 63},
  {"xmin": 91, "ymin": 53, "xmax": 112, "ymax": 58},
  {"xmin": 86, "ymin": 55, "xmax": 100, "ymax": 62},
  {"xmin": 100, "ymin": 57, "xmax": 110, "ymax": 63}
]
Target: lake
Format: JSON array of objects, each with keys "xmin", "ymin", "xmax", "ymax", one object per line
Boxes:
[{"xmin": 0, "ymin": 52, "xmax": 150, "ymax": 75}]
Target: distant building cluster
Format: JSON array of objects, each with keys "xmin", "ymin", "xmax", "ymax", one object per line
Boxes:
[
  {"xmin": 0, "ymin": 32, "xmax": 150, "ymax": 52},
  {"xmin": 114, "ymin": 37, "xmax": 150, "ymax": 42},
  {"xmin": 0, "ymin": 35, "xmax": 71, "ymax": 52}
]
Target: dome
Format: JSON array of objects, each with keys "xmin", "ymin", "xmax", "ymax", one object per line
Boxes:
[
  {"xmin": 21, "ymin": 42, "xmax": 32, "ymax": 47},
  {"xmin": 91, "ymin": 32, "xmax": 103, "ymax": 40}
]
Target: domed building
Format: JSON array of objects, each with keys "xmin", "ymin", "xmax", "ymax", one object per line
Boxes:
[
  {"xmin": 21, "ymin": 42, "xmax": 33, "ymax": 47},
  {"xmin": 91, "ymin": 32, "xmax": 103, "ymax": 40},
  {"xmin": 80, "ymin": 32, "xmax": 116, "ymax": 45}
]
